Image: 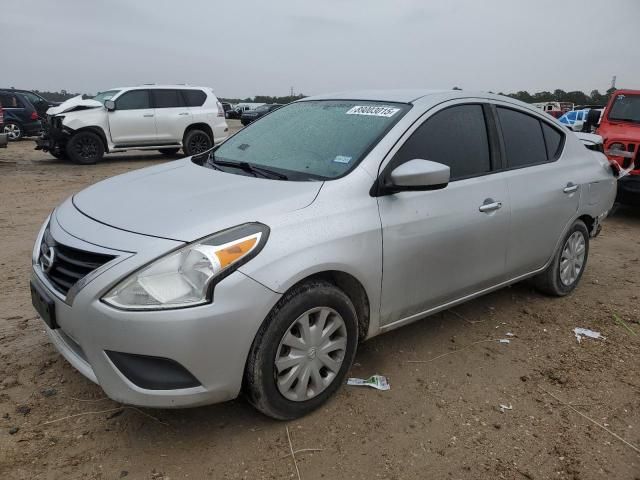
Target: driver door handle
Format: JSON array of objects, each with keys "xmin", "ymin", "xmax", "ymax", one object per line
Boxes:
[
  {"xmin": 143, "ymin": 114, "xmax": 154, "ymax": 117},
  {"xmin": 563, "ymin": 183, "xmax": 578, "ymax": 194},
  {"xmin": 479, "ymin": 199, "xmax": 503, "ymax": 213}
]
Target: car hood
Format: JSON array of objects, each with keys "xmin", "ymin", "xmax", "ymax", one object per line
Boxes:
[
  {"xmin": 597, "ymin": 122, "xmax": 640, "ymax": 141},
  {"xmin": 47, "ymin": 95, "xmax": 103, "ymax": 115},
  {"xmin": 72, "ymin": 159, "xmax": 323, "ymax": 242}
]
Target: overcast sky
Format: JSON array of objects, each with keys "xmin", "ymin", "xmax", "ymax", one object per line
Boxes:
[{"xmin": 3, "ymin": 0, "xmax": 638, "ymax": 98}]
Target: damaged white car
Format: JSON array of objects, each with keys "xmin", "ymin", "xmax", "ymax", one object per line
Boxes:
[{"xmin": 36, "ymin": 85, "xmax": 229, "ymax": 164}]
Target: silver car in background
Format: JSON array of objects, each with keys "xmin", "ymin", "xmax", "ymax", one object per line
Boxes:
[{"xmin": 30, "ymin": 90, "xmax": 616, "ymax": 419}]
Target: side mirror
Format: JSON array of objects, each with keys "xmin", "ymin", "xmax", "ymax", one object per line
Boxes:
[
  {"xmin": 104, "ymin": 100, "xmax": 116, "ymax": 111},
  {"xmin": 373, "ymin": 159, "xmax": 450, "ymax": 196}
]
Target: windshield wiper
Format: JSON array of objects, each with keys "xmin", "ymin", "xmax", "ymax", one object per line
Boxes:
[{"xmin": 209, "ymin": 158, "xmax": 288, "ymax": 180}]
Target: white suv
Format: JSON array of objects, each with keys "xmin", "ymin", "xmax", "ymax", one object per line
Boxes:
[{"xmin": 36, "ymin": 85, "xmax": 229, "ymax": 164}]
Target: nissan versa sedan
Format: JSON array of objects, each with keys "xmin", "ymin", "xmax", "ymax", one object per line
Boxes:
[{"xmin": 30, "ymin": 90, "xmax": 616, "ymax": 420}]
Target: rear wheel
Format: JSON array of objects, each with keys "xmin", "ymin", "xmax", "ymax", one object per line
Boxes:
[
  {"xmin": 183, "ymin": 129, "xmax": 212, "ymax": 156},
  {"xmin": 534, "ymin": 220, "xmax": 589, "ymax": 296},
  {"xmin": 244, "ymin": 281, "xmax": 358, "ymax": 420},
  {"xmin": 4, "ymin": 122, "xmax": 23, "ymax": 141},
  {"xmin": 66, "ymin": 131, "xmax": 105, "ymax": 165},
  {"xmin": 158, "ymin": 148, "xmax": 180, "ymax": 156}
]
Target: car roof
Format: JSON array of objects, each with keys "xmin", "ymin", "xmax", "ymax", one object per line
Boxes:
[
  {"xmin": 301, "ymin": 89, "xmax": 452, "ymax": 104},
  {"xmin": 108, "ymin": 85, "xmax": 211, "ymax": 91}
]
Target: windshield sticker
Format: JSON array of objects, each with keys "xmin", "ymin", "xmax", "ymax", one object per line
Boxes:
[
  {"xmin": 346, "ymin": 105, "xmax": 400, "ymax": 117},
  {"xmin": 333, "ymin": 155, "xmax": 352, "ymax": 164}
]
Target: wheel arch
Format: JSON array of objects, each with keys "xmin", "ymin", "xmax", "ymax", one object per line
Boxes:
[
  {"xmin": 274, "ymin": 270, "xmax": 371, "ymax": 342},
  {"xmin": 72, "ymin": 126, "xmax": 109, "ymax": 152},
  {"xmin": 183, "ymin": 122, "xmax": 214, "ymax": 144}
]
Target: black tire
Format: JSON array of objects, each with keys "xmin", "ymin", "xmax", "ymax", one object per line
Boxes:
[
  {"xmin": 4, "ymin": 121, "xmax": 23, "ymax": 141},
  {"xmin": 533, "ymin": 220, "xmax": 589, "ymax": 296},
  {"xmin": 183, "ymin": 129, "xmax": 212, "ymax": 156},
  {"xmin": 244, "ymin": 280, "xmax": 359, "ymax": 420},
  {"xmin": 66, "ymin": 131, "xmax": 105, "ymax": 165},
  {"xmin": 158, "ymin": 148, "xmax": 180, "ymax": 156}
]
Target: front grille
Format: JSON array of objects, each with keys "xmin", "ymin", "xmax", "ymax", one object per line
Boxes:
[{"xmin": 39, "ymin": 227, "xmax": 115, "ymax": 296}]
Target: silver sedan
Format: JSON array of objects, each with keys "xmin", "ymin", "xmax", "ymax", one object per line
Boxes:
[{"xmin": 30, "ymin": 90, "xmax": 616, "ymax": 419}]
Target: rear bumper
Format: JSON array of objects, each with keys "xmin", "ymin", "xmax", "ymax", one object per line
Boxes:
[
  {"xmin": 617, "ymin": 175, "xmax": 640, "ymax": 206},
  {"xmin": 23, "ymin": 120, "xmax": 43, "ymax": 137}
]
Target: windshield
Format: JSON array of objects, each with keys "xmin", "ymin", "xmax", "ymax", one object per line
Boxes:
[
  {"xmin": 93, "ymin": 90, "xmax": 121, "ymax": 105},
  {"xmin": 209, "ymin": 100, "xmax": 409, "ymax": 180},
  {"xmin": 608, "ymin": 94, "xmax": 640, "ymax": 123},
  {"xmin": 255, "ymin": 105, "xmax": 270, "ymax": 112}
]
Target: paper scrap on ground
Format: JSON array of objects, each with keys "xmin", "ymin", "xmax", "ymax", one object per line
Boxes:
[
  {"xmin": 505, "ymin": 332, "xmax": 515, "ymax": 337},
  {"xmin": 499, "ymin": 404, "xmax": 513, "ymax": 413},
  {"xmin": 574, "ymin": 327, "xmax": 605, "ymax": 343},
  {"xmin": 347, "ymin": 375, "xmax": 390, "ymax": 391},
  {"xmin": 499, "ymin": 339, "xmax": 510, "ymax": 344}
]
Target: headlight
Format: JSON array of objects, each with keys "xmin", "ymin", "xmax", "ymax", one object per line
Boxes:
[
  {"xmin": 609, "ymin": 142, "xmax": 626, "ymax": 152},
  {"xmin": 102, "ymin": 223, "xmax": 269, "ymax": 310}
]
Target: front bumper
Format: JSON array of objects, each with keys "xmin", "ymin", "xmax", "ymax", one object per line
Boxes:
[
  {"xmin": 617, "ymin": 175, "xmax": 640, "ymax": 206},
  {"xmin": 31, "ymin": 205, "xmax": 280, "ymax": 408},
  {"xmin": 35, "ymin": 115, "xmax": 69, "ymax": 153}
]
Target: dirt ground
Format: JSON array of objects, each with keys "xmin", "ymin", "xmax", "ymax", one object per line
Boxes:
[{"xmin": 1, "ymin": 130, "xmax": 639, "ymax": 480}]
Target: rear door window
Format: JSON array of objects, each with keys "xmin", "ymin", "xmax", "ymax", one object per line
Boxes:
[
  {"xmin": 182, "ymin": 89, "xmax": 207, "ymax": 107},
  {"xmin": 116, "ymin": 90, "xmax": 151, "ymax": 110},
  {"xmin": 153, "ymin": 89, "xmax": 185, "ymax": 108},
  {"xmin": 496, "ymin": 107, "xmax": 548, "ymax": 168},
  {"xmin": 391, "ymin": 104, "xmax": 492, "ymax": 181}
]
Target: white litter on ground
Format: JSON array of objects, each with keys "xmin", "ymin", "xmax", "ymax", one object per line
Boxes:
[
  {"xmin": 347, "ymin": 375, "xmax": 390, "ymax": 391},
  {"xmin": 499, "ymin": 404, "xmax": 513, "ymax": 413},
  {"xmin": 505, "ymin": 332, "xmax": 515, "ymax": 337},
  {"xmin": 574, "ymin": 327, "xmax": 605, "ymax": 343},
  {"xmin": 499, "ymin": 339, "xmax": 510, "ymax": 344}
]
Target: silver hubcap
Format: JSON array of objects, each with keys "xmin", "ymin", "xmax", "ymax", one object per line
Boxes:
[
  {"xmin": 560, "ymin": 231, "xmax": 586, "ymax": 286},
  {"xmin": 4, "ymin": 124, "xmax": 21, "ymax": 140},
  {"xmin": 275, "ymin": 307, "xmax": 347, "ymax": 402}
]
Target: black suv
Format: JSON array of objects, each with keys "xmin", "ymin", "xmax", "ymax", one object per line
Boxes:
[
  {"xmin": 0, "ymin": 91, "xmax": 42, "ymax": 140},
  {"xmin": 0, "ymin": 89, "xmax": 59, "ymax": 118},
  {"xmin": 240, "ymin": 104, "xmax": 282, "ymax": 126}
]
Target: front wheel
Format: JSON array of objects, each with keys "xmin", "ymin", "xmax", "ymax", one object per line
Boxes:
[
  {"xmin": 183, "ymin": 129, "xmax": 212, "ymax": 156},
  {"xmin": 66, "ymin": 131, "xmax": 105, "ymax": 165},
  {"xmin": 244, "ymin": 281, "xmax": 358, "ymax": 420},
  {"xmin": 533, "ymin": 220, "xmax": 589, "ymax": 296}
]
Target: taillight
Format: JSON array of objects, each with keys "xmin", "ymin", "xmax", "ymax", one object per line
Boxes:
[
  {"xmin": 31, "ymin": 111, "xmax": 39, "ymax": 120},
  {"xmin": 216, "ymin": 102, "xmax": 224, "ymax": 117}
]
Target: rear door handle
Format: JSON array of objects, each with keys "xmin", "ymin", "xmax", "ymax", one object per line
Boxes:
[
  {"xmin": 479, "ymin": 199, "xmax": 503, "ymax": 213},
  {"xmin": 563, "ymin": 183, "xmax": 578, "ymax": 194},
  {"xmin": 178, "ymin": 112, "xmax": 190, "ymax": 116},
  {"xmin": 143, "ymin": 114, "xmax": 154, "ymax": 118}
]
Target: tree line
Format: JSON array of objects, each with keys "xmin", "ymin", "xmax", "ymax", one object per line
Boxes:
[
  {"xmin": 31, "ymin": 88, "xmax": 618, "ymax": 107},
  {"xmin": 219, "ymin": 94, "xmax": 307, "ymax": 105},
  {"xmin": 501, "ymin": 87, "xmax": 617, "ymax": 106}
]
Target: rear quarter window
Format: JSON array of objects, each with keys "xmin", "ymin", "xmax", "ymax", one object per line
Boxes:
[
  {"xmin": 182, "ymin": 90, "xmax": 207, "ymax": 107},
  {"xmin": 541, "ymin": 123, "xmax": 564, "ymax": 160}
]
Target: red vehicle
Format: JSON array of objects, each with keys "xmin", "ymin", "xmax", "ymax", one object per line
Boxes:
[{"xmin": 597, "ymin": 89, "xmax": 640, "ymax": 205}]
